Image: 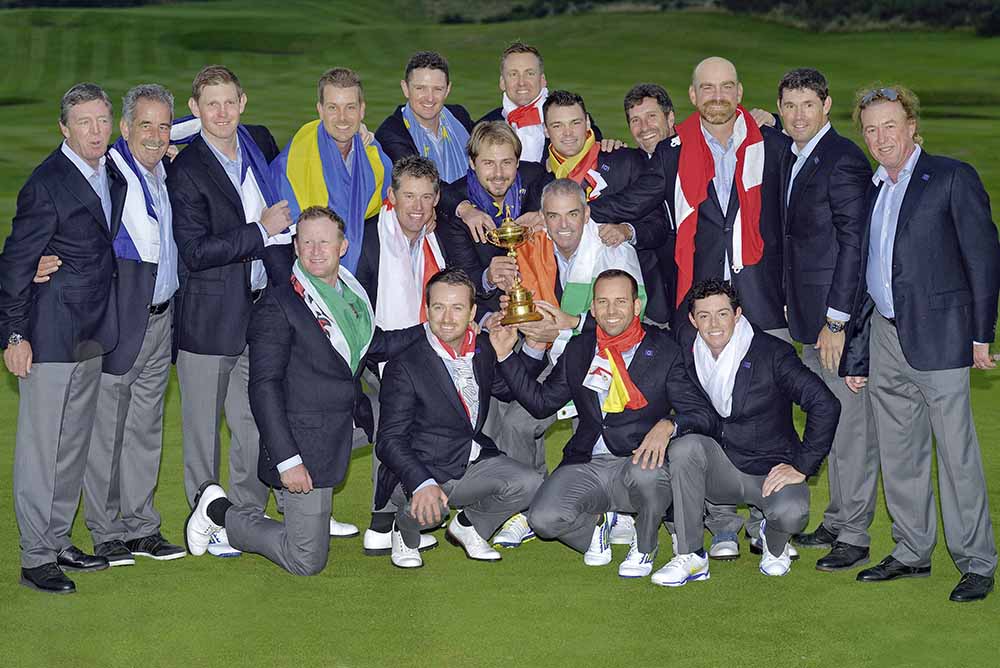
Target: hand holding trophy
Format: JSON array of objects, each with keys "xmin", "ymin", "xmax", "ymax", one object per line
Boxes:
[{"xmin": 485, "ymin": 214, "xmax": 544, "ymax": 326}]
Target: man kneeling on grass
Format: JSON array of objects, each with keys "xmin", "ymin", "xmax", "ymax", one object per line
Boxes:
[
  {"xmin": 653, "ymin": 279, "xmax": 839, "ymax": 586},
  {"xmin": 491, "ymin": 269, "xmax": 716, "ymax": 580}
]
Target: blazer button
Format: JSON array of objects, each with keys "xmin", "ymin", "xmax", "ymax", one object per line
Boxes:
[{"xmin": 112, "ymin": 271, "xmax": 119, "ymax": 279}]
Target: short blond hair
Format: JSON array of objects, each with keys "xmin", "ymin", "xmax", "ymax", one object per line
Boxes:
[
  {"xmin": 466, "ymin": 121, "xmax": 522, "ymax": 162},
  {"xmin": 191, "ymin": 65, "xmax": 242, "ymax": 101}
]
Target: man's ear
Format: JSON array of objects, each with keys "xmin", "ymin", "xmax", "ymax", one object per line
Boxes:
[{"xmin": 339, "ymin": 236, "xmax": 350, "ymax": 259}]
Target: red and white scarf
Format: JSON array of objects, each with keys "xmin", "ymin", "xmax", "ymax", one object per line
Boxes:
[
  {"xmin": 374, "ymin": 202, "xmax": 445, "ymax": 330},
  {"xmin": 673, "ymin": 106, "xmax": 765, "ymax": 306},
  {"xmin": 503, "ymin": 86, "xmax": 548, "ymax": 162}
]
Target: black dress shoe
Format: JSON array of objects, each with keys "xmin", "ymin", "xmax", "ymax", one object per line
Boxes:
[
  {"xmin": 949, "ymin": 573, "xmax": 994, "ymax": 602},
  {"xmin": 792, "ymin": 523, "xmax": 837, "ymax": 549},
  {"xmin": 56, "ymin": 545, "xmax": 110, "ymax": 573},
  {"xmin": 856, "ymin": 555, "xmax": 930, "ymax": 582},
  {"xmin": 126, "ymin": 533, "xmax": 186, "ymax": 561},
  {"xmin": 20, "ymin": 563, "xmax": 76, "ymax": 594},
  {"xmin": 816, "ymin": 542, "xmax": 870, "ymax": 572},
  {"xmin": 94, "ymin": 539, "xmax": 135, "ymax": 567}
]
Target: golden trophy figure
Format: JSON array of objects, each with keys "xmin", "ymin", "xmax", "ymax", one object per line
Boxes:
[{"xmin": 485, "ymin": 215, "xmax": 544, "ymax": 325}]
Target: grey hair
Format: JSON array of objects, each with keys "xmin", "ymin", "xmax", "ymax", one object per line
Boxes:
[
  {"xmin": 59, "ymin": 82, "xmax": 113, "ymax": 125},
  {"xmin": 540, "ymin": 178, "xmax": 587, "ymax": 212},
  {"xmin": 122, "ymin": 84, "xmax": 175, "ymax": 126}
]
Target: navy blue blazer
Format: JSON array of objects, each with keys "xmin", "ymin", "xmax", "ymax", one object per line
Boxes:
[
  {"xmin": 841, "ymin": 150, "xmax": 1000, "ymax": 374},
  {"xmin": 679, "ymin": 325, "xmax": 839, "ymax": 476},
  {"xmin": 374, "ymin": 333, "xmax": 546, "ymax": 508},
  {"xmin": 247, "ymin": 281, "xmax": 424, "ymax": 490},
  {"xmin": 0, "ymin": 146, "xmax": 125, "ymax": 362},
  {"xmin": 499, "ymin": 324, "xmax": 716, "ymax": 466},
  {"xmin": 771, "ymin": 126, "xmax": 871, "ymax": 345},
  {"xmin": 167, "ymin": 125, "xmax": 292, "ymax": 357}
]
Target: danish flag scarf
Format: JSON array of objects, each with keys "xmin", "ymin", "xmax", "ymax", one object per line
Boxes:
[
  {"xmin": 587, "ymin": 316, "xmax": 648, "ymax": 413},
  {"xmin": 673, "ymin": 106, "xmax": 765, "ymax": 306}
]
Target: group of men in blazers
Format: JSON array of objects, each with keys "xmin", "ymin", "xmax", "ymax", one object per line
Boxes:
[{"xmin": 1, "ymin": 42, "xmax": 997, "ymax": 604}]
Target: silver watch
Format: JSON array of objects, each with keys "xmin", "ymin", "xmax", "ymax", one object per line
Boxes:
[{"xmin": 7, "ymin": 332, "xmax": 24, "ymax": 347}]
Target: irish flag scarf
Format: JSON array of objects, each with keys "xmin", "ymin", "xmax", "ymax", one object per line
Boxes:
[
  {"xmin": 586, "ymin": 316, "xmax": 648, "ymax": 413},
  {"xmin": 546, "ymin": 129, "xmax": 606, "ymax": 199},
  {"xmin": 503, "ymin": 86, "xmax": 548, "ymax": 162},
  {"xmin": 374, "ymin": 203, "xmax": 446, "ymax": 330},
  {"xmin": 270, "ymin": 120, "xmax": 390, "ymax": 273},
  {"xmin": 673, "ymin": 106, "xmax": 765, "ymax": 306}
]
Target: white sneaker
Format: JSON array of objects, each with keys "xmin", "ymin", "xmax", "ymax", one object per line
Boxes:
[
  {"xmin": 758, "ymin": 519, "xmax": 792, "ymax": 576},
  {"xmin": 207, "ymin": 528, "xmax": 242, "ymax": 558},
  {"xmin": 618, "ymin": 534, "xmax": 657, "ymax": 578},
  {"xmin": 329, "ymin": 517, "xmax": 360, "ymax": 538},
  {"xmin": 446, "ymin": 515, "xmax": 501, "ymax": 561},
  {"xmin": 651, "ymin": 552, "xmax": 710, "ymax": 587},
  {"xmin": 750, "ymin": 531, "xmax": 800, "ymax": 560},
  {"xmin": 185, "ymin": 482, "xmax": 226, "ymax": 557},
  {"xmin": 708, "ymin": 532, "xmax": 740, "ymax": 561},
  {"xmin": 610, "ymin": 513, "xmax": 636, "ymax": 545},
  {"xmin": 390, "ymin": 526, "xmax": 423, "ymax": 569},
  {"xmin": 492, "ymin": 513, "xmax": 535, "ymax": 548},
  {"xmin": 364, "ymin": 528, "xmax": 438, "ymax": 556},
  {"xmin": 583, "ymin": 513, "xmax": 614, "ymax": 566}
]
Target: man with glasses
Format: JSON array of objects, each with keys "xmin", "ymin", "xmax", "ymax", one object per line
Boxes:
[{"xmin": 841, "ymin": 84, "xmax": 999, "ymax": 602}]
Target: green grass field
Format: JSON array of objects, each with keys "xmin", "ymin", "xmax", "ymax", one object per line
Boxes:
[{"xmin": 0, "ymin": 3, "xmax": 999, "ymax": 667}]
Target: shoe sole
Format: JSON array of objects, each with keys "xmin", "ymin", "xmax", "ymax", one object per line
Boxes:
[
  {"xmin": 619, "ymin": 569, "xmax": 654, "ymax": 579},
  {"xmin": 390, "ymin": 560, "xmax": 424, "ymax": 569},
  {"xmin": 583, "ymin": 554, "xmax": 613, "ymax": 566},
  {"xmin": 493, "ymin": 535, "xmax": 537, "ymax": 549},
  {"xmin": 445, "ymin": 531, "xmax": 501, "ymax": 561},
  {"xmin": 950, "ymin": 583, "xmax": 994, "ymax": 603},
  {"xmin": 759, "ymin": 566, "xmax": 791, "ymax": 576},
  {"xmin": 857, "ymin": 571, "xmax": 931, "ymax": 582},
  {"xmin": 365, "ymin": 542, "xmax": 437, "ymax": 557},
  {"xmin": 207, "ymin": 551, "xmax": 242, "ymax": 558},
  {"xmin": 105, "ymin": 558, "xmax": 135, "ymax": 567},
  {"xmin": 58, "ymin": 563, "xmax": 110, "ymax": 573},
  {"xmin": 708, "ymin": 553, "xmax": 740, "ymax": 561},
  {"xmin": 330, "ymin": 531, "xmax": 361, "ymax": 538},
  {"xmin": 816, "ymin": 556, "xmax": 870, "ymax": 572},
  {"xmin": 652, "ymin": 571, "xmax": 710, "ymax": 587},
  {"xmin": 19, "ymin": 577, "xmax": 75, "ymax": 594},
  {"xmin": 131, "ymin": 551, "xmax": 186, "ymax": 561},
  {"xmin": 749, "ymin": 545, "xmax": 800, "ymax": 561}
]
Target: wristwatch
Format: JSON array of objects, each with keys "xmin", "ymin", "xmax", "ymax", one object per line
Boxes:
[
  {"xmin": 825, "ymin": 319, "xmax": 846, "ymax": 334},
  {"xmin": 7, "ymin": 332, "xmax": 24, "ymax": 347}
]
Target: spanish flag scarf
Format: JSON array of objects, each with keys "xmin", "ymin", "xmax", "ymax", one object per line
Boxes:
[
  {"xmin": 587, "ymin": 316, "xmax": 648, "ymax": 413},
  {"xmin": 546, "ymin": 129, "xmax": 602, "ymax": 199}
]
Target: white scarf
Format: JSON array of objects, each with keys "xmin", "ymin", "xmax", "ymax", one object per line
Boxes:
[
  {"xmin": 692, "ymin": 316, "xmax": 754, "ymax": 418},
  {"xmin": 292, "ymin": 261, "xmax": 374, "ymax": 368},
  {"xmin": 502, "ymin": 86, "xmax": 548, "ymax": 163},
  {"xmin": 108, "ymin": 147, "xmax": 162, "ymax": 263},
  {"xmin": 374, "ymin": 204, "xmax": 446, "ymax": 331},
  {"xmin": 425, "ymin": 323, "xmax": 481, "ymax": 461}
]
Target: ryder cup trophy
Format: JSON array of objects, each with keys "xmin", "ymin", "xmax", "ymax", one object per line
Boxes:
[{"xmin": 485, "ymin": 216, "xmax": 544, "ymax": 326}]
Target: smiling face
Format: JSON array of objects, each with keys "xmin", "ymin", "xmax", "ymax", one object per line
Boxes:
[
  {"xmin": 60, "ymin": 98, "xmax": 113, "ymax": 169},
  {"xmin": 401, "ymin": 67, "xmax": 450, "ymax": 128},
  {"xmin": 189, "ymin": 82, "xmax": 246, "ymax": 144},
  {"xmin": 500, "ymin": 52, "xmax": 546, "ymax": 107},
  {"xmin": 318, "ymin": 84, "xmax": 365, "ymax": 150},
  {"xmin": 544, "ymin": 103, "xmax": 590, "ymax": 158},
  {"xmin": 627, "ymin": 96, "xmax": 675, "ymax": 154},
  {"xmin": 471, "ymin": 141, "xmax": 519, "ymax": 201},
  {"xmin": 860, "ymin": 99, "xmax": 917, "ymax": 180},
  {"xmin": 689, "ymin": 58, "xmax": 742, "ymax": 127},
  {"xmin": 779, "ymin": 87, "xmax": 831, "ymax": 150},
  {"xmin": 689, "ymin": 293, "xmax": 742, "ymax": 357},
  {"xmin": 542, "ymin": 190, "xmax": 589, "ymax": 259},
  {"xmin": 591, "ymin": 275, "xmax": 641, "ymax": 338},
  {"xmin": 426, "ymin": 280, "xmax": 477, "ymax": 351},
  {"xmin": 121, "ymin": 98, "xmax": 172, "ymax": 172},
  {"xmin": 388, "ymin": 174, "xmax": 439, "ymax": 242},
  {"xmin": 294, "ymin": 214, "xmax": 349, "ymax": 285}
]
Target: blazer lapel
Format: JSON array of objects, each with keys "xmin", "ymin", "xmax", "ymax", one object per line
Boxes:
[
  {"xmin": 423, "ymin": 342, "xmax": 471, "ymax": 426},
  {"xmin": 729, "ymin": 343, "xmax": 755, "ymax": 417},
  {"xmin": 894, "ymin": 151, "xmax": 933, "ymax": 239},
  {"xmin": 107, "ymin": 160, "xmax": 128, "ymax": 240},
  {"xmin": 472, "ymin": 348, "xmax": 492, "ymax": 433},
  {"xmin": 194, "ymin": 137, "xmax": 244, "ymax": 217},
  {"xmin": 55, "ymin": 150, "xmax": 111, "ymax": 237},
  {"xmin": 284, "ymin": 289, "xmax": 353, "ymax": 375},
  {"xmin": 570, "ymin": 333, "xmax": 603, "ymax": 419},
  {"xmin": 787, "ymin": 150, "xmax": 823, "ymax": 221}
]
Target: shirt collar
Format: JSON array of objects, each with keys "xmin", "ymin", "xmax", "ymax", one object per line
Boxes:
[
  {"xmin": 791, "ymin": 121, "xmax": 831, "ymax": 159},
  {"xmin": 201, "ymin": 130, "xmax": 241, "ymax": 167},
  {"xmin": 61, "ymin": 141, "xmax": 106, "ymax": 179},
  {"xmin": 134, "ymin": 154, "xmax": 166, "ymax": 183},
  {"xmin": 700, "ymin": 122, "xmax": 734, "ymax": 152},
  {"xmin": 872, "ymin": 144, "xmax": 922, "ymax": 187}
]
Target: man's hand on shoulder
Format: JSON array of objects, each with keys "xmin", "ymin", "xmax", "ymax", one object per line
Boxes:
[
  {"xmin": 599, "ymin": 138, "xmax": 627, "ymax": 152},
  {"xmin": 457, "ymin": 201, "xmax": 494, "ymax": 244}
]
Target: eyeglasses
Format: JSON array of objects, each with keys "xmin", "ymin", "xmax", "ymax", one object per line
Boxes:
[{"xmin": 860, "ymin": 87, "xmax": 899, "ymax": 106}]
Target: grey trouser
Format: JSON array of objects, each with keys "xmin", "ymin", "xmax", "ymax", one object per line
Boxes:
[
  {"xmin": 227, "ymin": 486, "xmax": 333, "ymax": 576},
  {"xmin": 669, "ymin": 434, "xmax": 810, "ymax": 556},
  {"xmin": 869, "ymin": 314, "xmax": 997, "ymax": 576},
  {"xmin": 391, "ymin": 455, "xmax": 543, "ymax": 548},
  {"xmin": 177, "ymin": 348, "xmax": 267, "ymax": 511},
  {"xmin": 364, "ymin": 368, "xmax": 397, "ymax": 516},
  {"xmin": 801, "ymin": 342, "xmax": 879, "ymax": 547},
  {"xmin": 482, "ymin": 397, "xmax": 556, "ymax": 477},
  {"xmin": 527, "ymin": 445, "xmax": 678, "ymax": 555},
  {"xmin": 14, "ymin": 357, "xmax": 103, "ymax": 567},
  {"xmin": 84, "ymin": 305, "xmax": 172, "ymax": 544}
]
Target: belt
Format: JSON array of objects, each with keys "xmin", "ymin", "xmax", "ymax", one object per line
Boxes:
[
  {"xmin": 251, "ymin": 288, "xmax": 265, "ymax": 304},
  {"xmin": 149, "ymin": 301, "xmax": 170, "ymax": 315}
]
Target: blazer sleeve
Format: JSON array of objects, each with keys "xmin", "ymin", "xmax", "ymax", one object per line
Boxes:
[
  {"xmin": 588, "ymin": 150, "xmax": 666, "ymax": 227},
  {"xmin": 488, "ymin": 340, "xmax": 548, "ymax": 403},
  {"xmin": 949, "ymin": 162, "xmax": 1000, "ymax": 343},
  {"xmin": 366, "ymin": 324, "xmax": 423, "ymax": 363},
  {"xmin": 663, "ymin": 350, "xmax": 717, "ymax": 437},
  {"xmin": 246, "ymin": 294, "xmax": 299, "ymax": 466},
  {"xmin": 826, "ymin": 148, "xmax": 872, "ymax": 316},
  {"xmin": 772, "ymin": 344, "xmax": 840, "ymax": 475},
  {"xmin": 497, "ymin": 345, "xmax": 573, "ymax": 419},
  {"xmin": 374, "ymin": 114, "xmax": 417, "ymax": 164},
  {"xmin": 436, "ymin": 213, "xmax": 487, "ymax": 292},
  {"xmin": 168, "ymin": 165, "xmax": 267, "ymax": 272},
  {"xmin": 0, "ymin": 178, "xmax": 57, "ymax": 342},
  {"xmin": 375, "ymin": 360, "xmax": 434, "ymax": 493}
]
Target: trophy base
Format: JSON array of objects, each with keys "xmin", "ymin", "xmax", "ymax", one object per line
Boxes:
[{"xmin": 501, "ymin": 309, "xmax": 544, "ymax": 326}]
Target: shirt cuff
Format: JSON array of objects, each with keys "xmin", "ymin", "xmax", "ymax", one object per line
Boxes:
[
  {"xmin": 624, "ymin": 223, "xmax": 637, "ymax": 246},
  {"xmin": 276, "ymin": 454, "xmax": 303, "ymax": 474},
  {"xmin": 522, "ymin": 343, "xmax": 546, "ymax": 360},
  {"xmin": 482, "ymin": 272, "xmax": 496, "ymax": 292},
  {"xmin": 825, "ymin": 307, "xmax": 851, "ymax": 323},
  {"xmin": 414, "ymin": 478, "xmax": 438, "ymax": 494},
  {"xmin": 255, "ymin": 221, "xmax": 268, "ymax": 241}
]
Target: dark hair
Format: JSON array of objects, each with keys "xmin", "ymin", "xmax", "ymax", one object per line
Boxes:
[
  {"xmin": 688, "ymin": 278, "xmax": 741, "ymax": 314},
  {"xmin": 296, "ymin": 205, "xmax": 346, "ymax": 234},
  {"xmin": 318, "ymin": 67, "xmax": 364, "ymax": 103},
  {"xmin": 778, "ymin": 67, "xmax": 829, "ymax": 103},
  {"xmin": 623, "ymin": 83, "xmax": 673, "ymax": 119},
  {"xmin": 404, "ymin": 51, "xmax": 450, "ymax": 84},
  {"xmin": 391, "ymin": 155, "xmax": 440, "ymax": 194},
  {"xmin": 501, "ymin": 41, "xmax": 543, "ymax": 72},
  {"xmin": 191, "ymin": 65, "xmax": 242, "ymax": 101},
  {"xmin": 425, "ymin": 267, "xmax": 476, "ymax": 308},
  {"xmin": 594, "ymin": 268, "xmax": 639, "ymax": 301},
  {"xmin": 543, "ymin": 89, "xmax": 587, "ymax": 120},
  {"xmin": 60, "ymin": 83, "xmax": 113, "ymax": 126}
]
